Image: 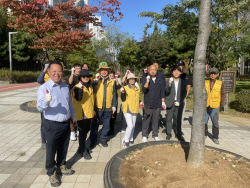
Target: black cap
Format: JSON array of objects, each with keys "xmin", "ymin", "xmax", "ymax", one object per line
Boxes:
[
  {"xmin": 177, "ymin": 61, "xmax": 185, "ymax": 66},
  {"xmin": 78, "ymin": 69, "xmax": 92, "ymax": 80}
]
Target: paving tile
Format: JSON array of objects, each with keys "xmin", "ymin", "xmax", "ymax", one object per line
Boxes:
[
  {"xmin": 14, "ymin": 168, "xmax": 31, "ymax": 175},
  {"xmin": 5, "ymin": 174, "xmax": 25, "ymax": 183},
  {"xmin": 0, "ymin": 182, "xmax": 17, "ymax": 188},
  {"xmin": 76, "ymin": 175, "xmax": 91, "ymax": 183},
  {"xmin": 74, "ymin": 182, "xmax": 89, "ymax": 188},
  {"xmin": 13, "ymin": 183, "xmax": 31, "ymax": 188},
  {"xmin": 29, "ymin": 183, "xmax": 46, "ymax": 188},
  {"xmin": 1, "ymin": 168, "xmax": 18, "ymax": 174},
  {"xmin": 0, "ymin": 161, "xmax": 12, "ymax": 167},
  {"xmin": 79, "ymin": 168, "xmax": 94, "ymax": 175},
  {"xmin": 19, "ymin": 175, "xmax": 37, "ymax": 183},
  {"xmin": 33, "ymin": 175, "xmax": 49, "ymax": 183},
  {"xmin": 9, "ymin": 162, "xmax": 24, "ymax": 169},
  {"xmin": 27, "ymin": 168, "xmax": 43, "ymax": 175},
  {"xmin": 21, "ymin": 162, "xmax": 36, "ymax": 168}
]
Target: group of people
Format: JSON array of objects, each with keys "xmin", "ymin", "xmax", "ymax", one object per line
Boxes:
[{"xmin": 36, "ymin": 60, "xmax": 224, "ymax": 187}]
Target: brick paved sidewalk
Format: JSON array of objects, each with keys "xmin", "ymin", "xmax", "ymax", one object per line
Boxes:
[{"xmin": 0, "ymin": 86, "xmax": 250, "ymax": 188}]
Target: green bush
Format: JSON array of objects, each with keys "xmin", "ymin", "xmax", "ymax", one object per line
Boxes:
[
  {"xmin": 0, "ymin": 68, "xmax": 41, "ymax": 83},
  {"xmin": 235, "ymin": 90, "xmax": 250, "ymax": 113}
]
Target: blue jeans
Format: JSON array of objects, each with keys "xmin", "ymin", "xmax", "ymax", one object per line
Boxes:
[{"xmin": 90, "ymin": 111, "xmax": 112, "ymax": 142}]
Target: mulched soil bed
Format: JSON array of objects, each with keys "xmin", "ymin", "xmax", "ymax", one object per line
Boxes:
[{"xmin": 120, "ymin": 144, "xmax": 250, "ymax": 188}]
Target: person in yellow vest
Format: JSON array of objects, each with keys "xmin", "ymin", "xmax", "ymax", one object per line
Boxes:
[
  {"xmin": 72, "ymin": 69, "xmax": 94, "ymax": 159},
  {"xmin": 37, "ymin": 61, "xmax": 51, "ymax": 150},
  {"xmin": 89, "ymin": 62, "xmax": 117, "ymax": 148},
  {"xmin": 205, "ymin": 68, "xmax": 225, "ymax": 144},
  {"xmin": 121, "ymin": 72, "xmax": 140, "ymax": 148}
]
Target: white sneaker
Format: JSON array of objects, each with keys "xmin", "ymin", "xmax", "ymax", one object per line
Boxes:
[
  {"xmin": 70, "ymin": 132, "xmax": 76, "ymax": 141},
  {"xmin": 76, "ymin": 131, "xmax": 79, "ymax": 137},
  {"xmin": 121, "ymin": 130, "xmax": 125, "ymax": 134},
  {"xmin": 142, "ymin": 137, "xmax": 147, "ymax": 142},
  {"xmin": 154, "ymin": 137, "xmax": 160, "ymax": 141}
]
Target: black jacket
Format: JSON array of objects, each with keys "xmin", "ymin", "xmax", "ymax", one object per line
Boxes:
[{"xmin": 142, "ymin": 76, "xmax": 165, "ymax": 108}]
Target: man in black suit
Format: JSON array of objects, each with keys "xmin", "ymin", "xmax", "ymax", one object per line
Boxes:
[{"xmin": 165, "ymin": 65, "xmax": 187, "ymax": 141}]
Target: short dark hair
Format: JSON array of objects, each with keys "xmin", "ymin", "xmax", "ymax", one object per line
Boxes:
[
  {"xmin": 108, "ymin": 69, "xmax": 115, "ymax": 75},
  {"xmin": 171, "ymin": 65, "xmax": 181, "ymax": 73},
  {"xmin": 74, "ymin": 63, "xmax": 81, "ymax": 68},
  {"xmin": 151, "ymin": 60, "xmax": 160, "ymax": 66},
  {"xmin": 48, "ymin": 61, "xmax": 63, "ymax": 70},
  {"xmin": 82, "ymin": 63, "xmax": 89, "ymax": 69}
]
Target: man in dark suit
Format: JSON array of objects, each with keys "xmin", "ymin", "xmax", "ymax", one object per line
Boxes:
[{"xmin": 165, "ymin": 65, "xmax": 187, "ymax": 141}]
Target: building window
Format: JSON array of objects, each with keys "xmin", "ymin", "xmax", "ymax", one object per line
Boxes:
[{"xmin": 244, "ymin": 59, "xmax": 250, "ymax": 75}]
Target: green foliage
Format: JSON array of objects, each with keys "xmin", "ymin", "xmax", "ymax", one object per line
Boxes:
[
  {"xmin": 234, "ymin": 90, "xmax": 250, "ymax": 113},
  {"xmin": 65, "ymin": 44, "xmax": 99, "ymax": 70},
  {"xmin": 139, "ymin": 0, "xmax": 250, "ymax": 70},
  {"xmin": 0, "ymin": 68, "xmax": 41, "ymax": 83}
]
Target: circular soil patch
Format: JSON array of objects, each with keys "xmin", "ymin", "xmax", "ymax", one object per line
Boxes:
[
  {"xmin": 104, "ymin": 141, "xmax": 250, "ymax": 188},
  {"xmin": 20, "ymin": 100, "xmax": 39, "ymax": 113}
]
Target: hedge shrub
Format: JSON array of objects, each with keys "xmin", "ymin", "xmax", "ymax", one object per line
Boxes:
[
  {"xmin": 0, "ymin": 68, "xmax": 41, "ymax": 83},
  {"xmin": 235, "ymin": 89, "xmax": 250, "ymax": 113}
]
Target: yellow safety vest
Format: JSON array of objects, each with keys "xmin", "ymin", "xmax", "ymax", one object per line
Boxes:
[
  {"xmin": 122, "ymin": 85, "xmax": 140, "ymax": 114},
  {"xmin": 205, "ymin": 80, "xmax": 222, "ymax": 108},
  {"xmin": 72, "ymin": 84, "xmax": 94, "ymax": 120},
  {"xmin": 96, "ymin": 79, "xmax": 114, "ymax": 109},
  {"xmin": 44, "ymin": 73, "xmax": 50, "ymax": 83}
]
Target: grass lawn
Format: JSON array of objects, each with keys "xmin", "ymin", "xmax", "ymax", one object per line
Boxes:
[{"xmin": 186, "ymin": 80, "xmax": 250, "ymax": 119}]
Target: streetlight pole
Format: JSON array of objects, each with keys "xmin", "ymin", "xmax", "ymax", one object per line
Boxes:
[{"xmin": 9, "ymin": 32, "xmax": 18, "ymax": 72}]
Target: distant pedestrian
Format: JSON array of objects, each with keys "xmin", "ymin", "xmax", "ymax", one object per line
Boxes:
[
  {"xmin": 108, "ymin": 69, "xmax": 121, "ymax": 136},
  {"xmin": 121, "ymin": 72, "xmax": 140, "ymax": 148},
  {"xmin": 141, "ymin": 65, "xmax": 166, "ymax": 142},
  {"xmin": 205, "ymin": 68, "xmax": 225, "ymax": 144},
  {"xmin": 165, "ymin": 65, "xmax": 187, "ymax": 141},
  {"xmin": 37, "ymin": 61, "xmax": 51, "ymax": 151},
  {"xmin": 89, "ymin": 62, "xmax": 117, "ymax": 148},
  {"xmin": 66, "ymin": 63, "xmax": 81, "ymax": 141},
  {"xmin": 37, "ymin": 61, "xmax": 76, "ymax": 187},
  {"xmin": 72, "ymin": 69, "xmax": 94, "ymax": 160}
]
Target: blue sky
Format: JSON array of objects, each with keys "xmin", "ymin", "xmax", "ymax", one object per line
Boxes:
[{"xmin": 99, "ymin": 0, "xmax": 180, "ymax": 41}]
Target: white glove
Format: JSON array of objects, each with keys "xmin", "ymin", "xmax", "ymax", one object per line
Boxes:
[
  {"xmin": 71, "ymin": 67, "xmax": 75, "ymax": 74},
  {"xmin": 45, "ymin": 90, "xmax": 52, "ymax": 102},
  {"xmin": 78, "ymin": 81, "xmax": 83, "ymax": 89},
  {"xmin": 120, "ymin": 87, "xmax": 125, "ymax": 93},
  {"xmin": 174, "ymin": 102, "xmax": 180, "ymax": 107},
  {"xmin": 95, "ymin": 73, "xmax": 100, "ymax": 80},
  {"xmin": 162, "ymin": 102, "xmax": 166, "ymax": 110},
  {"xmin": 146, "ymin": 75, "xmax": 150, "ymax": 82},
  {"xmin": 126, "ymin": 70, "xmax": 130, "ymax": 75},
  {"xmin": 44, "ymin": 64, "xmax": 49, "ymax": 70},
  {"xmin": 144, "ymin": 68, "xmax": 148, "ymax": 73},
  {"xmin": 169, "ymin": 77, "xmax": 174, "ymax": 83},
  {"xmin": 71, "ymin": 117, "xmax": 77, "ymax": 126},
  {"xmin": 112, "ymin": 107, "xmax": 116, "ymax": 114}
]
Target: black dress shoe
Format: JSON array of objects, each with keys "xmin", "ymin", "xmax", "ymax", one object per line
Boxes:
[
  {"xmin": 176, "ymin": 135, "xmax": 185, "ymax": 142},
  {"xmin": 90, "ymin": 142, "xmax": 96, "ymax": 149},
  {"xmin": 162, "ymin": 129, "xmax": 167, "ymax": 133},
  {"xmin": 166, "ymin": 134, "xmax": 172, "ymax": 140},
  {"xmin": 100, "ymin": 141, "xmax": 108, "ymax": 147},
  {"xmin": 82, "ymin": 148, "xmax": 92, "ymax": 160}
]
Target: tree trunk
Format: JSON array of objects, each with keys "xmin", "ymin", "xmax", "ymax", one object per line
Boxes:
[
  {"xmin": 43, "ymin": 48, "xmax": 49, "ymax": 63},
  {"xmin": 187, "ymin": 0, "xmax": 212, "ymax": 168}
]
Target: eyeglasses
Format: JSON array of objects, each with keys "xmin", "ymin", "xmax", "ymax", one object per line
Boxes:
[{"xmin": 82, "ymin": 76, "xmax": 90, "ymax": 78}]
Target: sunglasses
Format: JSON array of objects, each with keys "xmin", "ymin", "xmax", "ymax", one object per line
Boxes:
[{"xmin": 82, "ymin": 76, "xmax": 90, "ymax": 78}]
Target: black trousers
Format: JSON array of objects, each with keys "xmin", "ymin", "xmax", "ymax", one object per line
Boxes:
[
  {"xmin": 109, "ymin": 110, "xmax": 117, "ymax": 133},
  {"xmin": 43, "ymin": 119, "xmax": 70, "ymax": 176},
  {"xmin": 78, "ymin": 119, "xmax": 91, "ymax": 152},
  {"xmin": 142, "ymin": 107, "xmax": 161, "ymax": 138},
  {"xmin": 166, "ymin": 105, "xmax": 179, "ymax": 135}
]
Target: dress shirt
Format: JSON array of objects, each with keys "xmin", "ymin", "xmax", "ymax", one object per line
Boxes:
[
  {"xmin": 174, "ymin": 80, "xmax": 179, "ymax": 100},
  {"xmin": 37, "ymin": 79, "xmax": 75, "ymax": 122}
]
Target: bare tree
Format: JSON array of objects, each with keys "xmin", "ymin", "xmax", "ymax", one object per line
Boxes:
[{"xmin": 187, "ymin": 0, "xmax": 212, "ymax": 168}]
